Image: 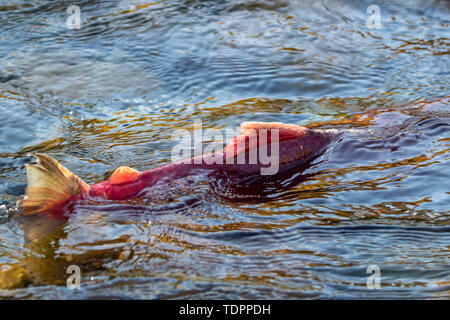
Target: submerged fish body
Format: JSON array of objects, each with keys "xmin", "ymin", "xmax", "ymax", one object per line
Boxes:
[{"xmin": 22, "ymin": 122, "xmax": 338, "ymax": 218}]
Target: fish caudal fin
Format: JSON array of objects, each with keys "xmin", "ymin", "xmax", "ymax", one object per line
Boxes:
[{"xmin": 23, "ymin": 154, "xmax": 90, "ymax": 215}]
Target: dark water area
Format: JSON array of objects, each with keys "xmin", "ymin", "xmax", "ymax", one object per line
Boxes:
[{"xmin": 0, "ymin": 0, "xmax": 449, "ymax": 299}]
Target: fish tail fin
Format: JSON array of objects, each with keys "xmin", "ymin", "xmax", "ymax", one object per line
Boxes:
[{"xmin": 23, "ymin": 154, "xmax": 90, "ymax": 215}]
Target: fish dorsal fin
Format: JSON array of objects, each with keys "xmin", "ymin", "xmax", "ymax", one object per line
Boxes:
[
  {"xmin": 223, "ymin": 122, "xmax": 308, "ymax": 156},
  {"xmin": 109, "ymin": 166, "xmax": 140, "ymax": 185},
  {"xmin": 240, "ymin": 122, "xmax": 307, "ymax": 140}
]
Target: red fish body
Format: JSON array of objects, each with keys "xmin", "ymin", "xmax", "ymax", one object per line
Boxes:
[{"xmin": 23, "ymin": 122, "xmax": 338, "ymax": 217}]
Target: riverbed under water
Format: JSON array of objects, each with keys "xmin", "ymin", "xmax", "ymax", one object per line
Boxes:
[{"xmin": 0, "ymin": 0, "xmax": 449, "ymax": 299}]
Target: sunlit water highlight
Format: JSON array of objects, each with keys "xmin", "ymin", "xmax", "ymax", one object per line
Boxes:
[{"xmin": 0, "ymin": 0, "xmax": 449, "ymax": 299}]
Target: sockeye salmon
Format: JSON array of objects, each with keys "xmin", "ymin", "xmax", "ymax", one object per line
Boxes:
[{"xmin": 23, "ymin": 121, "xmax": 338, "ymax": 218}]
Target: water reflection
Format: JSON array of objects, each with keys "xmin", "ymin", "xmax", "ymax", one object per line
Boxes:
[{"xmin": 0, "ymin": 0, "xmax": 449, "ymax": 298}]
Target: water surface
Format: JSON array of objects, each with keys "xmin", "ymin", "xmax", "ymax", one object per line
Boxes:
[{"xmin": 0, "ymin": 0, "xmax": 449, "ymax": 299}]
